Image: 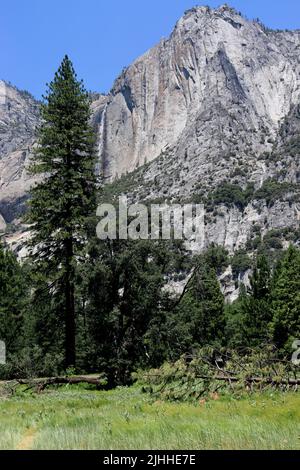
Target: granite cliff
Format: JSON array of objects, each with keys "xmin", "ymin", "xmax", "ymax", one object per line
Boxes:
[{"xmin": 1, "ymin": 4, "xmax": 300, "ymax": 266}]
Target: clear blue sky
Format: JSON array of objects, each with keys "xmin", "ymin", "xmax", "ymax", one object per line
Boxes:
[{"xmin": 1, "ymin": 0, "xmax": 300, "ymax": 99}]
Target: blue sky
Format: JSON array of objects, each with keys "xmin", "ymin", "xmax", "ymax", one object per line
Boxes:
[{"xmin": 1, "ymin": 0, "xmax": 300, "ymax": 98}]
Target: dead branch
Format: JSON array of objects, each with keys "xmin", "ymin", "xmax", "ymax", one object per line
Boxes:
[{"xmin": 193, "ymin": 374, "xmax": 300, "ymax": 386}]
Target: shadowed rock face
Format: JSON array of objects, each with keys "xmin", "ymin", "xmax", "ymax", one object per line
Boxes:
[{"xmin": 1, "ymin": 4, "xmax": 300, "ymax": 259}]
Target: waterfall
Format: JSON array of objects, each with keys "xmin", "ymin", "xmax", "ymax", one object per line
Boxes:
[{"xmin": 96, "ymin": 102, "xmax": 108, "ymax": 178}]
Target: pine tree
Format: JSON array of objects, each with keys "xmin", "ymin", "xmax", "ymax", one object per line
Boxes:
[
  {"xmin": 169, "ymin": 260, "xmax": 225, "ymax": 354},
  {"xmin": 27, "ymin": 56, "xmax": 96, "ymax": 367},
  {"xmin": 241, "ymin": 254, "xmax": 272, "ymax": 346},
  {"xmin": 0, "ymin": 243, "xmax": 27, "ymax": 355},
  {"xmin": 270, "ymin": 246, "xmax": 300, "ymax": 351},
  {"xmin": 192, "ymin": 263, "xmax": 225, "ymax": 345}
]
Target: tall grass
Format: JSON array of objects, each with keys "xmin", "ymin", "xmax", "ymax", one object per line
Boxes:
[{"xmin": 0, "ymin": 386, "xmax": 299, "ymax": 450}]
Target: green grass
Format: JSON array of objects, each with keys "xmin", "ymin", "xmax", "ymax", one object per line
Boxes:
[{"xmin": 0, "ymin": 386, "xmax": 299, "ymax": 450}]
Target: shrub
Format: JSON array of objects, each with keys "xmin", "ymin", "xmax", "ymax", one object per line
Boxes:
[
  {"xmin": 208, "ymin": 183, "xmax": 254, "ymax": 211},
  {"xmin": 254, "ymin": 179, "xmax": 297, "ymax": 207},
  {"xmin": 231, "ymin": 250, "xmax": 251, "ymax": 278}
]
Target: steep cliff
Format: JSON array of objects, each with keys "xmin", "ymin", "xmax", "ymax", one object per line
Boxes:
[
  {"xmin": 97, "ymin": 5, "xmax": 300, "ymax": 184},
  {"xmin": 95, "ymin": 5, "xmax": 300, "ymax": 256},
  {"xmin": 0, "ymin": 80, "xmax": 39, "ymax": 227},
  {"xmin": 1, "ymin": 4, "xmax": 300, "ymax": 262}
]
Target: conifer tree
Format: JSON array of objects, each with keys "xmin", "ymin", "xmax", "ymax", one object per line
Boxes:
[
  {"xmin": 168, "ymin": 261, "xmax": 225, "ymax": 355},
  {"xmin": 27, "ymin": 56, "xmax": 96, "ymax": 367},
  {"xmin": 270, "ymin": 246, "xmax": 300, "ymax": 351},
  {"xmin": 241, "ymin": 254, "xmax": 272, "ymax": 346},
  {"xmin": 192, "ymin": 264, "xmax": 225, "ymax": 345},
  {"xmin": 0, "ymin": 243, "xmax": 27, "ymax": 354}
]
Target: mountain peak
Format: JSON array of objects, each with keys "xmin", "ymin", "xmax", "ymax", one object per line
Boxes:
[
  {"xmin": 183, "ymin": 4, "xmax": 242, "ymax": 17},
  {"xmin": 217, "ymin": 4, "xmax": 241, "ymax": 15},
  {"xmin": 178, "ymin": 4, "xmax": 245, "ymax": 32},
  {"xmin": 0, "ymin": 79, "xmax": 14, "ymax": 90},
  {"xmin": 0, "ymin": 80, "xmax": 8, "ymax": 92}
]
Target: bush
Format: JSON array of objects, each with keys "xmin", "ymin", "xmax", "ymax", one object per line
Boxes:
[
  {"xmin": 208, "ymin": 183, "xmax": 255, "ymax": 211},
  {"xmin": 231, "ymin": 250, "xmax": 251, "ymax": 278},
  {"xmin": 254, "ymin": 179, "xmax": 297, "ymax": 207},
  {"xmin": 203, "ymin": 244, "xmax": 229, "ymax": 275},
  {"xmin": 0, "ymin": 346, "xmax": 64, "ymax": 380},
  {"xmin": 264, "ymin": 237, "xmax": 283, "ymax": 250}
]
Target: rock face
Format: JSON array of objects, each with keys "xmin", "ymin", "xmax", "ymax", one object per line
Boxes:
[
  {"xmin": 97, "ymin": 4, "xmax": 300, "ymax": 183},
  {"xmin": 1, "ymin": 4, "xmax": 300, "ymax": 259},
  {"xmin": 0, "ymin": 81, "xmax": 39, "ymax": 227},
  {"xmin": 94, "ymin": 5, "xmax": 300, "ymax": 255}
]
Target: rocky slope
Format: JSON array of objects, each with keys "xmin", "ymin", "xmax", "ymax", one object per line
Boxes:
[{"xmin": 1, "ymin": 4, "xmax": 300, "ymax": 262}]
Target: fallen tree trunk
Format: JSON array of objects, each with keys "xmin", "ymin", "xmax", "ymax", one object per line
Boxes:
[{"xmin": 17, "ymin": 375, "xmax": 106, "ymax": 392}]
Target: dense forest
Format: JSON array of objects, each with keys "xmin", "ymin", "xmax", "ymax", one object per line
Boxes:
[{"xmin": 0, "ymin": 57, "xmax": 299, "ymax": 388}]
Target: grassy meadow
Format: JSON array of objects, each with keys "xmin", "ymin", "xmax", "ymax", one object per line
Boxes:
[{"xmin": 0, "ymin": 385, "xmax": 299, "ymax": 450}]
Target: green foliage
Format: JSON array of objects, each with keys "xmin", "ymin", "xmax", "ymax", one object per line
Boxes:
[
  {"xmin": 279, "ymin": 104, "xmax": 300, "ymax": 157},
  {"xmin": 1, "ymin": 238, "xmax": 300, "ymax": 383},
  {"xmin": 224, "ymin": 299, "xmax": 245, "ymax": 349},
  {"xmin": 270, "ymin": 246, "xmax": 300, "ymax": 352},
  {"xmin": 230, "ymin": 249, "xmax": 251, "ymax": 278},
  {"xmin": 254, "ymin": 179, "xmax": 296, "ymax": 206},
  {"xmin": 246, "ymin": 227, "xmax": 298, "ymax": 265},
  {"xmin": 26, "ymin": 56, "xmax": 97, "ymax": 367},
  {"xmin": 0, "ymin": 346, "xmax": 64, "ymax": 380},
  {"xmin": 0, "ymin": 243, "xmax": 28, "ymax": 354},
  {"xmin": 208, "ymin": 183, "xmax": 255, "ymax": 211},
  {"xmin": 2, "ymin": 59, "xmax": 300, "ymax": 391},
  {"xmin": 99, "ymin": 170, "xmax": 142, "ymax": 202},
  {"xmin": 162, "ymin": 259, "xmax": 225, "ymax": 359},
  {"xmin": 76, "ymin": 237, "xmax": 177, "ymax": 384},
  {"xmin": 136, "ymin": 346, "xmax": 299, "ymax": 402},
  {"xmin": 200, "ymin": 178, "xmax": 298, "ymax": 214},
  {"xmin": 73, "ymin": 238, "xmax": 226, "ymax": 384},
  {"xmin": 240, "ymin": 254, "xmax": 272, "ymax": 346},
  {"xmin": 226, "ymin": 247, "xmax": 300, "ymax": 352},
  {"xmin": 263, "ymin": 234, "xmax": 283, "ymax": 249},
  {"xmin": 202, "ymin": 243, "xmax": 229, "ymax": 275}
]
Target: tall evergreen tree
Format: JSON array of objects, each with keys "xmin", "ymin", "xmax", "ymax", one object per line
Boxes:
[
  {"xmin": 27, "ymin": 56, "xmax": 96, "ymax": 367},
  {"xmin": 167, "ymin": 260, "xmax": 225, "ymax": 356},
  {"xmin": 191, "ymin": 263, "xmax": 225, "ymax": 345},
  {"xmin": 241, "ymin": 254, "xmax": 272, "ymax": 346},
  {"xmin": 0, "ymin": 243, "xmax": 27, "ymax": 355},
  {"xmin": 270, "ymin": 245, "xmax": 300, "ymax": 351}
]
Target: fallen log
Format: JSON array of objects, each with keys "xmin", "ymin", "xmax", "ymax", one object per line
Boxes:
[{"xmin": 17, "ymin": 375, "xmax": 106, "ymax": 392}]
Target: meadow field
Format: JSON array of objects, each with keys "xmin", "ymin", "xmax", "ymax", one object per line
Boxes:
[{"xmin": 0, "ymin": 385, "xmax": 299, "ymax": 450}]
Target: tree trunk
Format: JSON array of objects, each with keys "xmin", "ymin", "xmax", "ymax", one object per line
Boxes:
[{"xmin": 65, "ymin": 238, "xmax": 76, "ymax": 368}]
